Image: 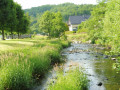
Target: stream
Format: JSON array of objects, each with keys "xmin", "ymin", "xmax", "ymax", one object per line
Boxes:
[{"xmin": 34, "ymin": 43, "xmax": 120, "ymax": 90}]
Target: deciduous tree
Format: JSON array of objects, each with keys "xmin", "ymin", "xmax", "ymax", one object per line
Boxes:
[{"xmin": 0, "ymin": 0, "xmax": 14, "ymax": 40}]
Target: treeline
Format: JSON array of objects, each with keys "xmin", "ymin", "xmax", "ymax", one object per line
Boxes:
[
  {"xmin": 79, "ymin": 0, "xmax": 120, "ymax": 54},
  {"xmin": 39, "ymin": 11, "xmax": 68, "ymax": 38},
  {"xmin": 0, "ymin": 0, "xmax": 30, "ymax": 40},
  {"xmin": 24, "ymin": 3, "xmax": 95, "ymax": 34},
  {"xmin": 79, "ymin": 0, "xmax": 120, "ymax": 70},
  {"xmin": 25, "ymin": 3, "xmax": 95, "ymax": 21}
]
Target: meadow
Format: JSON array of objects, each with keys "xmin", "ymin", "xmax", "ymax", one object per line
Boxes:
[{"xmin": 0, "ymin": 35, "xmax": 70, "ymax": 90}]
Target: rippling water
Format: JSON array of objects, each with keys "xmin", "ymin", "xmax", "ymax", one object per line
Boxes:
[{"xmin": 34, "ymin": 43, "xmax": 120, "ymax": 90}]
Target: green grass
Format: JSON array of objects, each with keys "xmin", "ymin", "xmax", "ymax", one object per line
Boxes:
[
  {"xmin": 66, "ymin": 32, "xmax": 88, "ymax": 42},
  {"xmin": 0, "ymin": 36, "xmax": 70, "ymax": 90},
  {"xmin": 48, "ymin": 67, "xmax": 88, "ymax": 90}
]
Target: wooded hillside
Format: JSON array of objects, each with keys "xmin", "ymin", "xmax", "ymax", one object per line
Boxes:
[{"xmin": 24, "ymin": 3, "xmax": 95, "ymax": 34}]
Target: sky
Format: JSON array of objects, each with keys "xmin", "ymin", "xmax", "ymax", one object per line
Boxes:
[{"xmin": 13, "ymin": 0, "xmax": 97, "ymax": 9}]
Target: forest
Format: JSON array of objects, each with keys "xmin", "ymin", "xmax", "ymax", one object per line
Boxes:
[{"xmin": 24, "ymin": 3, "xmax": 95, "ymax": 34}]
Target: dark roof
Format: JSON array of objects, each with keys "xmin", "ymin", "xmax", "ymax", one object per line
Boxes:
[{"xmin": 69, "ymin": 15, "xmax": 90, "ymax": 25}]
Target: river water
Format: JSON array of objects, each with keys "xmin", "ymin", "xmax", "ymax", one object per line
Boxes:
[{"xmin": 34, "ymin": 43, "xmax": 120, "ymax": 90}]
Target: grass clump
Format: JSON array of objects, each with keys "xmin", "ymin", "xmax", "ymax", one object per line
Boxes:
[
  {"xmin": 48, "ymin": 67, "xmax": 88, "ymax": 90},
  {"xmin": 0, "ymin": 55, "xmax": 32, "ymax": 90}
]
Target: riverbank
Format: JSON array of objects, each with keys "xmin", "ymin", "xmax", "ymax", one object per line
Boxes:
[
  {"xmin": 0, "ymin": 36, "xmax": 70, "ymax": 90},
  {"xmin": 45, "ymin": 43, "xmax": 120, "ymax": 90}
]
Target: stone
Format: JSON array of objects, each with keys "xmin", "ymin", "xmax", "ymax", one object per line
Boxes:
[
  {"xmin": 104, "ymin": 55, "xmax": 109, "ymax": 59},
  {"xmin": 111, "ymin": 58, "xmax": 116, "ymax": 60},
  {"xmin": 97, "ymin": 82, "xmax": 102, "ymax": 86}
]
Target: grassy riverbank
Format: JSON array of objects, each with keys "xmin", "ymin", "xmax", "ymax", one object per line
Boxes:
[
  {"xmin": 48, "ymin": 67, "xmax": 88, "ymax": 90},
  {"xmin": 0, "ymin": 36, "xmax": 70, "ymax": 90},
  {"xmin": 65, "ymin": 31, "xmax": 88, "ymax": 43}
]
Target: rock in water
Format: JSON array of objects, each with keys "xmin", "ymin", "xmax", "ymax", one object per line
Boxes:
[
  {"xmin": 111, "ymin": 58, "xmax": 116, "ymax": 60},
  {"xmin": 97, "ymin": 82, "xmax": 102, "ymax": 86},
  {"xmin": 104, "ymin": 55, "xmax": 109, "ymax": 59}
]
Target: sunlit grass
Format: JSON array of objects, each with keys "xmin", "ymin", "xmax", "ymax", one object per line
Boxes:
[
  {"xmin": 0, "ymin": 39, "xmax": 35, "ymax": 51},
  {"xmin": 48, "ymin": 67, "xmax": 88, "ymax": 90},
  {"xmin": 66, "ymin": 33, "xmax": 88, "ymax": 42},
  {"xmin": 0, "ymin": 35, "xmax": 70, "ymax": 90}
]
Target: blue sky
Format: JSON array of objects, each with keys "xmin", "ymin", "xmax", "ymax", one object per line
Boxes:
[{"xmin": 13, "ymin": 0, "xmax": 97, "ymax": 9}]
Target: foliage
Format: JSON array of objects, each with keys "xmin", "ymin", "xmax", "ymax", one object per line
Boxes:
[
  {"xmin": 25, "ymin": 3, "xmax": 95, "ymax": 21},
  {"xmin": 24, "ymin": 3, "xmax": 95, "ymax": 34},
  {"xmin": 81, "ymin": 1, "xmax": 106, "ymax": 44},
  {"xmin": 0, "ymin": 36, "xmax": 70, "ymax": 90},
  {"xmin": 79, "ymin": 0, "xmax": 120, "ymax": 70},
  {"xmin": 39, "ymin": 11, "xmax": 68, "ymax": 38},
  {"xmin": 48, "ymin": 67, "xmax": 88, "ymax": 90},
  {"xmin": 0, "ymin": 0, "xmax": 14, "ymax": 40},
  {"xmin": 0, "ymin": 0, "xmax": 30, "ymax": 40}
]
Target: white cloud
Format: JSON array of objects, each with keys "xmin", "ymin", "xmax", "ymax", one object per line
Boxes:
[{"xmin": 13, "ymin": 0, "xmax": 97, "ymax": 9}]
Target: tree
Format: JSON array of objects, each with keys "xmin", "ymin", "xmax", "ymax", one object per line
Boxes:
[
  {"xmin": 39, "ymin": 11, "xmax": 68, "ymax": 38},
  {"xmin": 51, "ymin": 12, "xmax": 68, "ymax": 38},
  {"xmin": 0, "ymin": 0, "xmax": 14, "ymax": 40},
  {"xmin": 8, "ymin": 2, "xmax": 18, "ymax": 39},
  {"xmin": 15, "ymin": 3, "xmax": 24, "ymax": 39},
  {"xmin": 80, "ymin": 1, "xmax": 106, "ymax": 43},
  {"xmin": 20, "ymin": 14, "xmax": 30, "ymax": 35},
  {"xmin": 0, "ymin": 1, "xmax": 30, "ymax": 40},
  {"xmin": 39, "ymin": 11, "xmax": 54, "ymax": 37}
]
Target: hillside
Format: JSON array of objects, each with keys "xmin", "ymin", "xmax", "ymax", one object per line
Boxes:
[{"xmin": 24, "ymin": 3, "xmax": 95, "ymax": 33}]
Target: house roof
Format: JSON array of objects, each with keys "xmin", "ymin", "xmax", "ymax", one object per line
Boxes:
[{"xmin": 69, "ymin": 15, "xmax": 90, "ymax": 25}]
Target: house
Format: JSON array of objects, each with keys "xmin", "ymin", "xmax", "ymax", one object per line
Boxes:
[{"xmin": 68, "ymin": 15, "xmax": 90, "ymax": 31}]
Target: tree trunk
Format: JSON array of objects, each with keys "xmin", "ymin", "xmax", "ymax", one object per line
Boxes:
[
  {"xmin": 2, "ymin": 29, "xmax": 5, "ymax": 40},
  {"xmin": 48, "ymin": 29, "xmax": 51, "ymax": 37},
  {"xmin": 18, "ymin": 31, "xmax": 20, "ymax": 39},
  {"xmin": 11, "ymin": 29, "xmax": 13, "ymax": 39}
]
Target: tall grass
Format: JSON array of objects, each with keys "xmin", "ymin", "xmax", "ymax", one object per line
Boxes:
[
  {"xmin": 0, "ymin": 37, "xmax": 70, "ymax": 90},
  {"xmin": 48, "ymin": 67, "xmax": 88, "ymax": 90}
]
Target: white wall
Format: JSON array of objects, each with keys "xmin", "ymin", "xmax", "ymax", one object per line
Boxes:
[
  {"xmin": 69, "ymin": 25, "xmax": 73, "ymax": 31},
  {"xmin": 69, "ymin": 24, "xmax": 79, "ymax": 31}
]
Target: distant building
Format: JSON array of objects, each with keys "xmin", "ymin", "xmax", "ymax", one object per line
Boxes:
[{"xmin": 68, "ymin": 15, "xmax": 90, "ymax": 31}]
